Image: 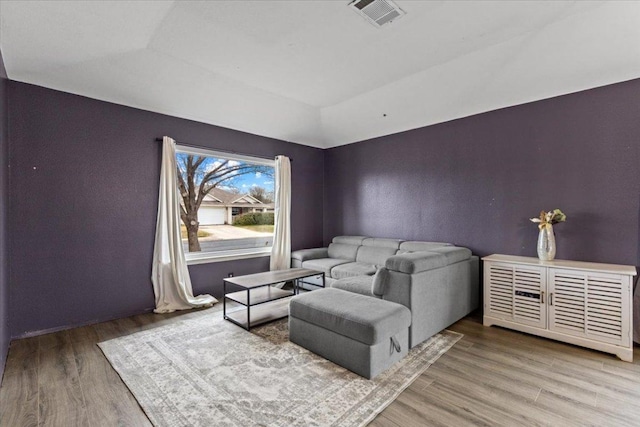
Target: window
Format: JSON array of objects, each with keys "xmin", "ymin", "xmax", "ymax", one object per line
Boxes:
[{"xmin": 175, "ymin": 145, "xmax": 275, "ymax": 264}]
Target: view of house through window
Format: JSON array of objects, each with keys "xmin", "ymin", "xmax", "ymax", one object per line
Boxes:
[{"xmin": 175, "ymin": 146, "xmax": 275, "ymax": 257}]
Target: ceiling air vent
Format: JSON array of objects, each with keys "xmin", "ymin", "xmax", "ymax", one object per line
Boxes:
[{"xmin": 349, "ymin": 0, "xmax": 405, "ymax": 28}]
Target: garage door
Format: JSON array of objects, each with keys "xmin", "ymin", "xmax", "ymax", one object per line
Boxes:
[{"xmin": 198, "ymin": 207, "xmax": 226, "ymax": 225}]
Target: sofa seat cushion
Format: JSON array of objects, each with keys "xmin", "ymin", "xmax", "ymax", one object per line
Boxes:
[
  {"xmin": 331, "ymin": 275, "xmax": 377, "ymax": 297},
  {"xmin": 331, "ymin": 262, "xmax": 377, "ymax": 279},
  {"xmin": 289, "ymin": 288, "xmax": 411, "ymax": 345},
  {"xmin": 301, "ymin": 258, "xmax": 350, "ymax": 277}
]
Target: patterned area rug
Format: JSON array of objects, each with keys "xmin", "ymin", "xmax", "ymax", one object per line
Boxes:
[{"xmin": 99, "ymin": 310, "xmax": 461, "ymax": 427}]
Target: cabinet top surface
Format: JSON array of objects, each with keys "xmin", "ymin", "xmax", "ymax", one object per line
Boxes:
[{"xmin": 482, "ymin": 254, "xmax": 637, "ymax": 276}]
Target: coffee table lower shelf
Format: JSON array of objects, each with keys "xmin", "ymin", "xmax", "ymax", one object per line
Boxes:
[{"xmin": 224, "ymin": 298, "xmax": 290, "ymax": 330}]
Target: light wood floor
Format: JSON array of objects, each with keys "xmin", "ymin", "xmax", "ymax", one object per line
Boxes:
[{"xmin": 1, "ymin": 307, "xmax": 639, "ymax": 427}]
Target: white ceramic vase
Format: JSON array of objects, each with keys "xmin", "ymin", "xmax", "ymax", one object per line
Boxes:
[{"xmin": 537, "ymin": 224, "xmax": 556, "ymax": 261}]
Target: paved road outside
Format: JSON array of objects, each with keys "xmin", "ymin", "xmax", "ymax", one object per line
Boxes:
[
  {"xmin": 198, "ymin": 225, "xmax": 272, "ymax": 240},
  {"xmin": 182, "ymin": 225, "xmax": 273, "ymax": 253}
]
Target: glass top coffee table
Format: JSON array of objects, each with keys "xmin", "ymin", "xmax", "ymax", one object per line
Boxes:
[{"xmin": 223, "ymin": 268, "xmax": 325, "ymax": 330}]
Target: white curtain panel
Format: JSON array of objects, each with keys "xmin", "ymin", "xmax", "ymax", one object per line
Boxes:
[
  {"xmin": 270, "ymin": 155, "xmax": 292, "ymax": 271},
  {"xmin": 151, "ymin": 136, "xmax": 217, "ymax": 313}
]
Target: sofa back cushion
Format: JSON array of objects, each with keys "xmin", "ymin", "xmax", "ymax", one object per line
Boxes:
[
  {"xmin": 362, "ymin": 237, "xmax": 402, "ymax": 250},
  {"xmin": 332, "ymin": 236, "xmax": 367, "ymax": 245},
  {"xmin": 356, "ymin": 245, "xmax": 398, "ymax": 267},
  {"xmin": 430, "ymin": 246, "xmax": 472, "ymax": 264},
  {"xmin": 386, "ymin": 247, "xmax": 472, "ymax": 274},
  {"xmin": 328, "ymin": 243, "xmax": 359, "ymax": 260},
  {"xmin": 386, "ymin": 251, "xmax": 447, "ymax": 274},
  {"xmin": 398, "ymin": 241, "xmax": 452, "ymax": 252},
  {"xmin": 372, "ymin": 268, "xmax": 391, "ymax": 297}
]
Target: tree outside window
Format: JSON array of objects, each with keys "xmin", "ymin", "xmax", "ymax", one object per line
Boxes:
[{"xmin": 175, "ymin": 149, "xmax": 275, "ymax": 254}]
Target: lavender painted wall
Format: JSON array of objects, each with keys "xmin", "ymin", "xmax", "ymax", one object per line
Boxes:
[
  {"xmin": 324, "ymin": 79, "xmax": 640, "ymax": 267},
  {"xmin": 0, "ymin": 50, "xmax": 9, "ymax": 378},
  {"xmin": 8, "ymin": 81, "xmax": 324, "ymax": 337}
]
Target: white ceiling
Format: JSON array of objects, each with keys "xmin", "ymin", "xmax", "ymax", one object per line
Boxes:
[{"xmin": 0, "ymin": 1, "xmax": 639, "ymax": 148}]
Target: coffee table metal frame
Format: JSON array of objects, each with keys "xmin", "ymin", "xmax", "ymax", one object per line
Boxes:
[{"xmin": 223, "ymin": 268, "xmax": 325, "ymax": 330}]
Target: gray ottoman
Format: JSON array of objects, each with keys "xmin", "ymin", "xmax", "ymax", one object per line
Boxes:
[{"xmin": 289, "ymin": 288, "xmax": 411, "ymax": 379}]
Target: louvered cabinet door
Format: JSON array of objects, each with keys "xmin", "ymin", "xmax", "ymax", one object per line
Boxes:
[
  {"xmin": 585, "ymin": 272, "xmax": 630, "ymax": 346},
  {"xmin": 484, "ymin": 263, "xmax": 514, "ymax": 321},
  {"xmin": 549, "ymin": 269, "xmax": 631, "ymax": 347},
  {"xmin": 512, "ymin": 266, "xmax": 546, "ymax": 328},
  {"xmin": 548, "ymin": 269, "xmax": 587, "ymax": 338},
  {"xmin": 485, "ymin": 262, "xmax": 546, "ymax": 328}
]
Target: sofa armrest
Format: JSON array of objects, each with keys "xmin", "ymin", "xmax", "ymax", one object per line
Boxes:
[{"xmin": 291, "ymin": 247, "xmax": 329, "ymax": 263}]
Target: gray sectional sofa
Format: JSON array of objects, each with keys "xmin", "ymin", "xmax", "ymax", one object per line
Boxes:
[{"xmin": 291, "ymin": 236, "xmax": 479, "ymax": 348}]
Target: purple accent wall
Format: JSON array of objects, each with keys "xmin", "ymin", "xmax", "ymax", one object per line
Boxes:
[
  {"xmin": 4, "ymin": 72, "xmax": 639, "ymax": 342},
  {"xmin": 0, "ymin": 50, "xmax": 9, "ymax": 379},
  {"xmin": 324, "ymin": 79, "xmax": 640, "ymax": 267},
  {"xmin": 8, "ymin": 81, "xmax": 324, "ymax": 337}
]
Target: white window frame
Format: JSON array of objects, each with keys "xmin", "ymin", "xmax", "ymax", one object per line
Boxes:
[{"xmin": 175, "ymin": 145, "xmax": 275, "ymax": 265}]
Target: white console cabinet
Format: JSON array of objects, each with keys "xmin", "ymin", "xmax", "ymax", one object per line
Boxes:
[{"xmin": 483, "ymin": 254, "xmax": 636, "ymax": 362}]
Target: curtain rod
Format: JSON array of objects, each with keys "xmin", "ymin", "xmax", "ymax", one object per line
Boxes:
[{"xmin": 154, "ymin": 137, "xmax": 292, "ymax": 162}]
